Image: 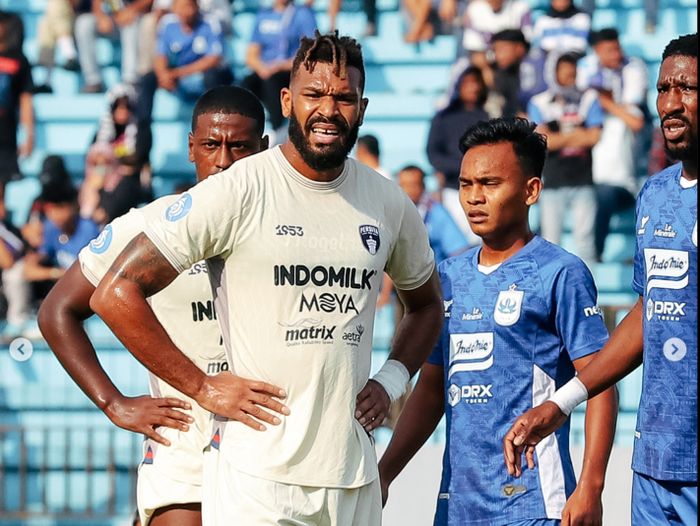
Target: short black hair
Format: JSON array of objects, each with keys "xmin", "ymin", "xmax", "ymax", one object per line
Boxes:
[
  {"xmin": 40, "ymin": 180, "xmax": 78, "ymax": 204},
  {"xmin": 491, "ymin": 29, "xmax": 530, "ymax": 51},
  {"xmin": 397, "ymin": 164, "xmax": 426, "ymax": 179},
  {"xmin": 555, "ymin": 52, "xmax": 580, "ymax": 71},
  {"xmin": 358, "ymin": 134, "xmax": 380, "ymax": 158},
  {"xmin": 662, "ymin": 33, "xmax": 697, "ymax": 61},
  {"xmin": 588, "ymin": 27, "xmax": 619, "ymax": 46},
  {"xmin": 292, "ymin": 30, "xmax": 365, "ymax": 92},
  {"xmin": 459, "ymin": 117, "xmax": 547, "ymax": 179},
  {"xmin": 191, "ymin": 86, "xmax": 265, "ymax": 135}
]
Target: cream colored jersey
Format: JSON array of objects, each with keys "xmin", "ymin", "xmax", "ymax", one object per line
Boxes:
[
  {"xmin": 79, "ymin": 196, "xmax": 227, "ymax": 455},
  {"xmin": 143, "ymin": 146, "xmax": 435, "ymax": 488}
]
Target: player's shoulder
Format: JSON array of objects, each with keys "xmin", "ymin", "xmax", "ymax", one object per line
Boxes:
[
  {"xmin": 439, "ymin": 245, "xmax": 479, "ymax": 277},
  {"xmin": 158, "ymin": 13, "xmax": 180, "ymax": 31},
  {"xmin": 640, "ymin": 162, "xmax": 683, "ymax": 196},
  {"xmin": 351, "ymin": 158, "xmax": 404, "ymax": 198},
  {"xmin": 530, "ymin": 236, "xmax": 592, "ymax": 280}
]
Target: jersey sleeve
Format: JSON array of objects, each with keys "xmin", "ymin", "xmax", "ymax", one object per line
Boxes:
[
  {"xmin": 385, "ymin": 192, "xmax": 435, "ymax": 290},
  {"xmin": 142, "ymin": 169, "xmax": 248, "ymax": 274},
  {"xmin": 552, "ymin": 259, "xmax": 609, "ymax": 361},
  {"xmin": 631, "ymin": 180, "xmax": 651, "ymax": 296},
  {"xmin": 427, "ymin": 262, "xmax": 451, "ymax": 367},
  {"xmin": 78, "ymin": 207, "xmax": 148, "ymax": 286}
]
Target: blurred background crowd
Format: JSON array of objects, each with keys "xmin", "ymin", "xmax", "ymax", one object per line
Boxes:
[{"xmin": 0, "ymin": 0, "xmax": 689, "ymax": 342}]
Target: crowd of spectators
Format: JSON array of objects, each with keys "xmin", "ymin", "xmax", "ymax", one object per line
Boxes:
[{"xmin": 0, "ymin": 0, "xmax": 674, "ymax": 341}]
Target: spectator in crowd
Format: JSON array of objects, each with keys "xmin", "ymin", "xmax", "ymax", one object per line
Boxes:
[
  {"xmin": 0, "ymin": 12, "xmax": 34, "ymax": 193},
  {"xmin": 490, "ymin": 29, "xmax": 547, "ymax": 117},
  {"xmin": 0, "ymin": 184, "xmax": 33, "ymax": 341},
  {"xmin": 528, "ymin": 53, "xmax": 603, "ymax": 267},
  {"xmin": 243, "ymin": 0, "xmax": 316, "ymax": 140},
  {"xmin": 428, "ymin": 66, "xmax": 490, "ymax": 191},
  {"xmin": 0, "ymin": 9, "xmax": 24, "ymax": 53},
  {"xmin": 137, "ymin": 0, "xmax": 232, "ymax": 78},
  {"xmin": 402, "ymin": 0, "xmax": 439, "ymax": 43},
  {"xmin": 532, "ymin": 0, "xmax": 590, "ymax": 57},
  {"xmin": 355, "ymin": 134, "xmax": 391, "ymax": 179},
  {"xmin": 327, "ymin": 0, "xmax": 378, "ymax": 36},
  {"xmin": 23, "ymin": 178, "xmax": 100, "ymax": 291},
  {"xmin": 75, "ymin": 0, "xmax": 152, "ymax": 93},
  {"xmin": 578, "ymin": 28, "xmax": 648, "ymax": 260},
  {"xmin": 34, "ymin": 0, "xmax": 81, "ymax": 94},
  {"xmin": 460, "ymin": 0, "xmax": 532, "ymax": 86},
  {"xmin": 136, "ymin": 0, "xmax": 232, "ymax": 149},
  {"xmin": 81, "ymin": 84, "xmax": 149, "ymax": 225}
]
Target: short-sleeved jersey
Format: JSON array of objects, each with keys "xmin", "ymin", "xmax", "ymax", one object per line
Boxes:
[
  {"xmin": 142, "ymin": 146, "xmax": 435, "ymax": 488},
  {"xmin": 157, "ymin": 13, "xmax": 224, "ymax": 68},
  {"xmin": 631, "ymin": 163, "xmax": 697, "ymax": 482},
  {"xmin": 250, "ymin": 5, "xmax": 317, "ymax": 63},
  {"xmin": 79, "ymin": 196, "xmax": 226, "ymax": 468},
  {"xmin": 427, "ymin": 236, "xmax": 609, "ymax": 525}
]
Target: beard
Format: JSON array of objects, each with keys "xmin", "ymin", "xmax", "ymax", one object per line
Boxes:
[
  {"xmin": 287, "ymin": 108, "xmax": 361, "ymax": 172},
  {"xmin": 662, "ymin": 115, "xmax": 698, "ymax": 162}
]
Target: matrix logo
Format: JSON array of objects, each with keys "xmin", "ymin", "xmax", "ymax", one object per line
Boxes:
[
  {"xmin": 448, "ymin": 332, "xmax": 494, "ymax": 378},
  {"xmin": 280, "ymin": 319, "xmax": 336, "ymax": 346},
  {"xmin": 644, "ymin": 249, "xmax": 688, "ymax": 294}
]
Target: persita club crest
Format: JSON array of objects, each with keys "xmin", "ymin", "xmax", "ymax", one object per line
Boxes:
[{"xmin": 359, "ymin": 225, "xmax": 381, "ymax": 255}]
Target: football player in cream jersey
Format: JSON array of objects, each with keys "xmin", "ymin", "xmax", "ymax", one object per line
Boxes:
[
  {"xmin": 90, "ymin": 32, "xmax": 444, "ymax": 525},
  {"xmin": 38, "ymin": 86, "xmax": 286, "ymax": 526}
]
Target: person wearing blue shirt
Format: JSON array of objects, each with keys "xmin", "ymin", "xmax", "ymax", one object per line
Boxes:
[
  {"xmin": 243, "ymin": 0, "xmax": 317, "ymax": 136},
  {"xmin": 504, "ymin": 33, "xmax": 697, "ymax": 525},
  {"xmin": 136, "ymin": 0, "xmax": 233, "ymax": 129},
  {"xmin": 528, "ymin": 53, "xmax": 604, "ymax": 267},
  {"xmin": 23, "ymin": 179, "xmax": 100, "ymax": 285},
  {"xmin": 379, "ymin": 118, "xmax": 618, "ymax": 525}
]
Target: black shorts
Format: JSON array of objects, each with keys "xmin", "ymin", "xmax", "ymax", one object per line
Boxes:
[{"xmin": 0, "ymin": 150, "xmax": 21, "ymax": 187}]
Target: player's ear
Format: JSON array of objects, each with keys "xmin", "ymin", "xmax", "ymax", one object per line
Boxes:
[
  {"xmin": 281, "ymin": 87, "xmax": 292, "ymax": 119},
  {"xmin": 357, "ymin": 97, "xmax": 369, "ymax": 126},
  {"xmin": 188, "ymin": 132, "xmax": 195, "ymax": 163},
  {"xmin": 525, "ymin": 176, "xmax": 542, "ymax": 206}
]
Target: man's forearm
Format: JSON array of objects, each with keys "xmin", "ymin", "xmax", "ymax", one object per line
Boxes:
[
  {"xmin": 389, "ymin": 272, "xmax": 443, "ymax": 376},
  {"xmin": 578, "ymin": 299, "xmax": 644, "ymax": 397},
  {"xmin": 38, "ymin": 263, "xmax": 123, "ymax": 413},
  {"xmin": 174, "ymin": 55, "xmax": 221, "ymax": 79},
  {"xmin": 578, "ymin": 385, "xmax": 618, "ymax": 491}
]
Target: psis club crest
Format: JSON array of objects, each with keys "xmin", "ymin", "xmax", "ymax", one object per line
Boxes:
[
  {"xmin": 494, "ymin": 284, "xmax": 524, "ymax": 326},
  {"xmin": 359, "ymin": 225, "xmax": 381, "ymax": 255}
]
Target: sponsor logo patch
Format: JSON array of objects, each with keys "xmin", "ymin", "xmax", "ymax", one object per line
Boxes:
[
  {"xmin": 359, "ymin": 225, "xmax": 381, "ymax": 255},
  {"xmin": 165, "ymin": 193, "xmax": 192, "ymax": 222},
  {"xmin": 653, "ymin": 224, "xmax": 677, "ymax": 238},
  {"xmin": 280, "ymin": 319, "xmax": 336, "ymax": 346},
  {"xmin": 494, "ymin": 284, "xmax": 523, "ymax": 326},
  {"xmin": 89, "ymin": 225, "xmax": 113, "ymax": 254},
  {"xmin": 443, "ymin": 299, "xmax": 453, "ymax": 318},
  {"xmin": 299, "ymin": 291, "xmax": 359, "ymax": 315},
  {"xmin": 342, "ymin": 324, "xmax": 365, "ymax": 346},
  {"xmin": 447, "ymin": 383, "xmax": 493, "ymax": 406},
  {"xmin": 646, "ymin": 298, "xmax": 686, "ymax": 322},
  {"xmin": 448, "ymin": 332, "xmax": 494, "ymax": 378},
  {"xmin": 637, "ymin": 215, "xmax": 650, "ymax": 235},
  {"xmin": 644, "ymin": 249, "xmax": 689, "ymax": 294},
  {"xmin": 502, "ymin": 484, "xmax": 527, "ymax": 497},
  {"xmin": 462, "ymin": 308, "xmax": 483, "ymax": 321}
]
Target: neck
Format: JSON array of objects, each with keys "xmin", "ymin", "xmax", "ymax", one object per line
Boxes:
[
  {"xmin": 280, "ymin": 142, "xmax": 345, "ymax": 182},
  {"xmin": 682, "ymin": 158, "xmax": 698, "ymax": 180},
  {"xmin": 479, "ymin": 227, "xmax": 534, "ymax": 266}
]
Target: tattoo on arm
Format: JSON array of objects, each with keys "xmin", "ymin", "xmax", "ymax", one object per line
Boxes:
[{"xmin": 108, "ymin": 233, "xmax": 179, "ymax": 297}]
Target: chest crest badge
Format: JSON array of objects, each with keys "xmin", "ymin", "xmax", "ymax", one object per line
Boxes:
[{"xmin": 494, "ymin": 284, "xmax": 524, "ymax": 326}]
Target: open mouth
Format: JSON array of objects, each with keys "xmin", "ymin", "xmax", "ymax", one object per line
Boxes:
[
  {"xmin": 309, "ymin": 123, "xmax": 344, "ymax": 144},
  {"xmin": 662, "ymin": 119, "xmax": 688, "ymax": 141}
]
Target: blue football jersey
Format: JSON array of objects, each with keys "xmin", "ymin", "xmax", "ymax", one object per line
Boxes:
[
  {"xmin": 631, "ymin": 163, "xmax": 697, "ymax": 482},
  {"xmin": 427, "ymin": 236, "xmax": 609, "ymax": 525}
]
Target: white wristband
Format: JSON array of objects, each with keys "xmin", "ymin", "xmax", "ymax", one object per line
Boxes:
[
  {"xmin": 548, "ymin": 377, "xmax": 589, "ymax": 416},
  {"xmin": 372, "ymin": 359, "xmax": 410, "ymax": 403}
]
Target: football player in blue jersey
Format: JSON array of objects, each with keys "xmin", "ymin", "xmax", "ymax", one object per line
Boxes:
[
  {"xmin": 504, "ymin": 33, "xmax": 697, "ymax": 525},
  {"xmin": 379, "ymin": 117, "xmax": 618, "ymax": 525}
]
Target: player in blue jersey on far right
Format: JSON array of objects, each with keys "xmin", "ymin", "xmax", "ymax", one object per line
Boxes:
[
  {"xmin": 504, "ymin": 33, "xmax": 697, "ymax": 525},
  {"xmin": 378, "ymin": 117, "xmax": 618, "ymax": 525}
]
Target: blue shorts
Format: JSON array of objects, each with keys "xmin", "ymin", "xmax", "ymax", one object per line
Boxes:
[{"xmin": 632, "ymin": 472, "xmax": 697, "ymax": 525}]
